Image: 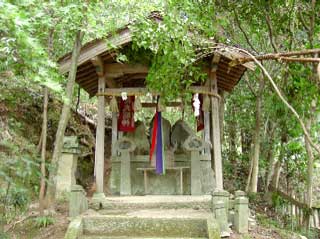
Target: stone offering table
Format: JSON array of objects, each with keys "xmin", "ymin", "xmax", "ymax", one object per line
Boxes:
[{"xmin": 136, "ymin": 166, "xmax": 190, "ymax": 195}]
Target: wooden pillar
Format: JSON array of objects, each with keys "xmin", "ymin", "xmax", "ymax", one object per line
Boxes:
[
  {"xmin": 210, "ymin": 55, "xmax": 223, "ymax": 190},
  {"xmin": 204, "ymin": 111, "xmax": 211, "ymax": 156},
  {"xmin": 94, "ymin": 76, "xmax": 105, "ymax": 194},
  {"xmin": 111, "ymin": 112, "xmax": 118, "ymax": 157}
]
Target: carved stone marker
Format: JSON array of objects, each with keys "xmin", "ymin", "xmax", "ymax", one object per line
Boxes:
[
  {"xmin": 115, "ymin": 137, "xmax": 136, "ymax": 196},
  {"xmin": 56, "ymin": 136, "xmax": 80, "ymax": 199},
  {"xmin": 183, "ymin": 136, "xmax": 211, "ymax": 195}
]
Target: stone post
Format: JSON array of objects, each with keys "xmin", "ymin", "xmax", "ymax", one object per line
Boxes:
[
  {"xmin": 214, "ymin": 200, "xmax": 230, "ymax": 237},
  {"xmin": 212, "ymin": 190, "xmax": 229, "ymax": 215},
  {"xmin": 190, "ymin": 151, "xmax": 201, "ymax": 195},
  {"xmin": 228, "ymin": 197, "xmax": 235, "ymax": 226},
  {"xmin": 234, "ymin": 191, "xmax": 249, "ymax": 234},
  {"xmin": 56, "ymin": 136, "xmax": 80, "ymax": 199},
  {"xmin": 115, "ymin": 137, "xmax": 136, "ymax": 196},
  {"xmin": 183, "ymin": 136, "xmax": 211, "ymax": 195},
  {"xmin": 234, "ymin": 190, "xmax": 246, "ymax": 198},
  {"xmin": 69, "ymin": 185, "xmax": 88, "ymax": 217}
]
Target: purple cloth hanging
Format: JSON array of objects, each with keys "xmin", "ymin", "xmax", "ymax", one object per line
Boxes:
[{"xmin": 156, "ymin": 112, "xmax": 164, "ymax": 174}]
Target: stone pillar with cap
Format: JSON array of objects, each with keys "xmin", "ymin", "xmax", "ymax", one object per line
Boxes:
[
  {"xmin": 234, "ymin": 190, "xmax": 249, "ymax": 234},
  {"xmin": 69, "ymin": 185, "xmax": 88, "ymax": 217},
  {"xmin": 212, "ymin": 190, "xmax": 230, "ymax": 215},
  {"xmin": 183, "ymin": 135, "xmax": 211, "ymax": 195},
  {"xmin": 115, "ymin": 137, "xmax": 136, "ymax": 196},
  {"xmin": 56, "ymin": 136, "xmax": 80, "ymax": 199}
]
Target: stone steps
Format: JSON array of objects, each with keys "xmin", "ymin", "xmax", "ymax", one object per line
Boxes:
[
  {"xmin": 82, "ymin": 215, "xmax": 209, "ymax": 238},
  {"xmin": 65, "ymin": 197, "xmax": 221, "ymax": 239},
  {"xmin": 90, "ymin": 195, "xmax": 212, "ymax": 212},
  {"xmin": 81, "ymin": 237, "xmax": 207, "ymax": 239}
]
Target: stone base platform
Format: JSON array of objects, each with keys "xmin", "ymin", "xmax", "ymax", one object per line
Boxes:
[{"xmin": 65, "ymin": 196, "xmax": 220, "ymax": 239}]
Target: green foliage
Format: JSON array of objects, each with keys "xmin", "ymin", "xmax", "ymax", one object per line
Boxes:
[
  {"xmin": 129, "ymin": 1, "xmax": 218, "ymax": 100},
  {"xmin": 0, "ymin": 129, "xmax": 40, "ymax": 224},
  {"xmin": 0, "ymin": 232, "xmax": 10, "ymax": 239},
  {"xmin": 33, "ymin": 216, "xmax": 55, "ymax": 228}
]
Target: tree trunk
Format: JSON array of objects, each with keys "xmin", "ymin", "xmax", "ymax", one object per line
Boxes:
[
  {"xmin": 46, "ymin": 30, "xmax": 84, "ymax": 205},
  {"xmin": 247, "ymin": 76, "xmax": 265, "ymax": 193},
  {"xmin": 271, "ymin": 159, "xmax": 282, "ymax": 190},
  {"xmin": 305, "ymin": 101, "xmax": 316, "ymax": 228},
  {"xmin": 39, "ymin": 87, "xmax": 48, "ymax": 215},
  {"xmin": 229, "ymin": 106, "xmax": 237, "ymax": 164},
  {"xmin": 39, "ymin": 29, "xmax": 53, "ymax": 214},
  {"xmin": 265, "ymin": 122, "xmax": 276, "ymax": 192}
]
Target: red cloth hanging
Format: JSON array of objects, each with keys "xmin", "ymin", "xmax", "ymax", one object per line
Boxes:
[
  {"xmin": 149, "ymin": 113, "xmax": 158, "ymax": 161},
  {"xmin": 118, "ymin": 96, "xmax": 135, "ymax": 132}
]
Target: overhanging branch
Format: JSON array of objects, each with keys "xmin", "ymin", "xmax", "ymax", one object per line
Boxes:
[
  {"xmin": 230, "ymin": 48, "xmax": 320, "ymax": 66},
  {"xmin": 231, "ymin": 47, "xmax": 320, "ymax": 156}
]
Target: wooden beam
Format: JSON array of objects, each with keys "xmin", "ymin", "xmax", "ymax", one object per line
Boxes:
[
  {"xmin": 104, "ymin": 63, "xmax": 148, "ymax": 78},
  {"xmin": 59, "ymin": 28, "xmax": 132, "ymax": 74},
  {"xmin": 105, "ymin": 77, "xmax": 117, "ymax": 88},
  {"xmin": 91, "ymin": 56, "xmax": 117, "ymax": 88},
  {"xmin": 96, "ymin": 86, "xmax": 220, "ymax": 98},
  {"xmin": 91, "ymin": 56, "xmax": 105, "ymax": 77},
  {"xmin": 141, "ymin": 102, "xmax": 182, "ymax": 107},
  {"xmin": 116, "ymin": 73, "xmax": 148, "ymax": 83}
]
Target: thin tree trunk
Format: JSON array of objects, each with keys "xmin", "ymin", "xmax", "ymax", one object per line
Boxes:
[
  {"xmin": 248, "ymin": 76, "xmax": 265, "ymax": 193},
  {"xmin": 305, "ymin": 101, "xmax": 316, "ymax": 228},
  {"xmin": 46, "ymin": 30, "xmax": 84, "ymax": 205},
  {"xmin": 245, "ymin": 149, "xmax": 253, "ymax": 192},
  {"xmin": 270, "ymin": 131, "xmax": 287, "ymax": 190},
  {"xmin": 39, "ymin": 87, "xmax": 48, "ymax": 215},
  {"xmin": 39, "ymin": 29, "xmax": 54, "ymax": 214},
  {"xmin": 229, "ymin": 107, "xmax": 237, "ymax": 164},
  {"xmin": 271, "ymin": 160, "xmax": 282, "ymax": 189},
  {"xmin": 37, "ymin": 129, "xmax": 43, "ymax": 153},
  {"xmin": 265, "ymin": 122, "xmax": 276, "ymax": 191}
]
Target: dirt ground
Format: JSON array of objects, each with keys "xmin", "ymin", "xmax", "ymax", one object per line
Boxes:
[{"xmin": 7, "ymin": 203, "xmax": 69, "ymax": 239}]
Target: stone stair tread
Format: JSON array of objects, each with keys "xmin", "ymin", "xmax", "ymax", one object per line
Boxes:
[
  {"xmin": 81, "ymin": 237, "xmax": 208, "ymax": 239},
  {"xmin": 93, "ymin": 208, "xmax": 211, "ymax": 219},
  {"xmin": 82, "ymin": 214, "xmax": 209, "ymax": 238},
  {"xmin": 90, "ymin": 196, "xmax": 212, "ymax": 211},
  {"xmin": 102, "ymin": 195, "xmax": 212, "ymax": 203}
]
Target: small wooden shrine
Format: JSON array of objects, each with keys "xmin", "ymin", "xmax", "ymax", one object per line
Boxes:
[{"xmin": 58, "ymin": 17, "xmax": 254, "ymax": 197}]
